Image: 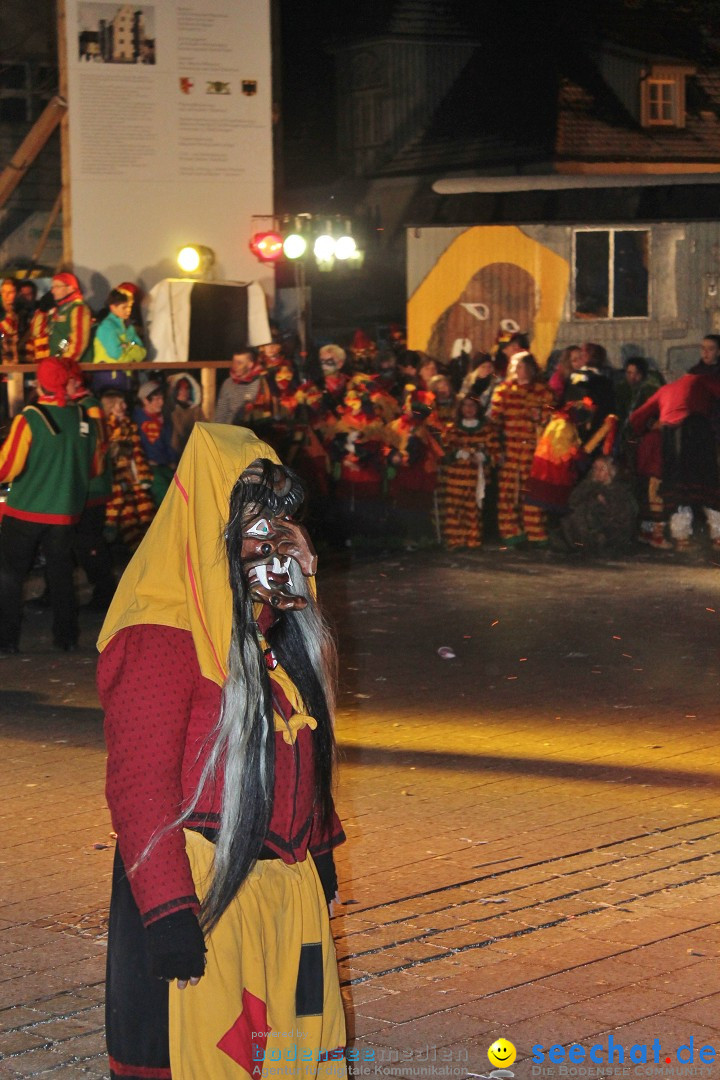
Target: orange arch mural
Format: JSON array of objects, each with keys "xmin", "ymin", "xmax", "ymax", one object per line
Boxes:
[{"xmin": 407, "ymin": 226, "xmax": 570, "ymax": 366}]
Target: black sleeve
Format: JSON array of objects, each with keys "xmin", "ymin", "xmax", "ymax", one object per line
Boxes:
[{"xmin": 313, "ymin": 850, "xmax": 339, "ymax": 904}]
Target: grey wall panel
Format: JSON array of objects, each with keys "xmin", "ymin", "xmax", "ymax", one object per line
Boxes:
[{"xmin": 407, "ymin": 221, "xmax": 720, "ymax": 373}]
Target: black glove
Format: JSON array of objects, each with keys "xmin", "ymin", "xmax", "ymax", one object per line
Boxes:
[
  {"xmin": 313, "ymin": 851, "xmax": 338, "ymax": 904},
  {"xmin": 145, "ymin": 908, "xmax": 207, "ymax": 981}
]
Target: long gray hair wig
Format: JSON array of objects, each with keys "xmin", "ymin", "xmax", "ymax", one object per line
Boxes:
[{"xmin": 191, "ymin": 459, "xmax": 336, "ymax": 930}]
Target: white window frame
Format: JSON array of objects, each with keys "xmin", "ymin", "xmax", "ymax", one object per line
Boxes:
[{"xmin": 572, "ymin": 226, "xmax": 651, "ymax": 321}]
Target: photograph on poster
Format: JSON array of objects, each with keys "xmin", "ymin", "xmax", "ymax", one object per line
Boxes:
[{"xmin": 77, "ymin": 3, "xmax": 156, "ymax": 65}]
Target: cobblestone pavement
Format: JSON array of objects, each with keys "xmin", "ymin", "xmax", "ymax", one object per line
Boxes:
[{"xmin": 1, "ymin": 547, "xmax": 720, "ymax": 1078}]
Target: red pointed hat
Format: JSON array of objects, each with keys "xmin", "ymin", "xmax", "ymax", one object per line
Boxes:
[{"xmin": 52, "ymin": 271, "xmax": 81, "ymax": 290}]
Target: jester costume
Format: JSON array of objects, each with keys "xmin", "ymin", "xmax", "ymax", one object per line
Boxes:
[
  {"xmin": 385, "ymin": 390, "xmax": 444, "ymax": 543},
  {"xmin": 98, "ymin": 424, "xmax": 346, "ymax": 1080},
  {"xmin": 527, "ymin": 403, "xmax": 619, "ymax": 516},
  {"xmin": 330, "ymin": 393, "xmax": 386, "ymax": 502},
  {"xmin": 104, "ymin": 410, "xmax": 156, "ymax": 550},
  {"xmin": 438, "ymin": 416, "xmax": 499, "ymax": 549},
  {"xmin": 525, "ymin": 407, "xmax": 585, "ymax": 514},
  {"xmin": 489, "ymin": 378, "xmax": 554, "ymax": 544},
  {"xmin": 30, "ymin": 273, "xmax": 93, "ymax": 364}
]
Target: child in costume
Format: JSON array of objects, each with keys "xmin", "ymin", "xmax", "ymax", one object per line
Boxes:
[
  {"xmin": 438, "ymin": 395, "xmax": 499, "ymax": 549},
  {"xmin": 134, "ymin": 381, "xmax": 180, "ymax": 506},
  {"xmin": 98, "ymin": 424, "xmax": 346, "ymax": 1080},
  {"xmin": 92, "ymin": 286, "xmax": 147, "ymax": 395},
  {"xmin": 100, "ymin": 390, "xmax": 156, "ymax": 551}
]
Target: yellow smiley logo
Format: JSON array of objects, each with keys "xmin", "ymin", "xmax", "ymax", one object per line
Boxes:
[{"xmin": 488, "ymin": 1039, "xmax": 517, "ymax": 1068}]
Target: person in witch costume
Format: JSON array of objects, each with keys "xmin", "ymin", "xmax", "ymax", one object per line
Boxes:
[{"xmin": 97, "ymin": 424, "xmax": 346, "ymax": 1080}]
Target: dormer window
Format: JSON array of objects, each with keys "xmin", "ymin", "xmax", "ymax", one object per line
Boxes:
[
  {"xmin": 641, "ymin": 65, "xmax": 694, "ymax": 128},
  {"xmin": 646, "ymin": 78, "xmax": 676, "ymax": 124}
]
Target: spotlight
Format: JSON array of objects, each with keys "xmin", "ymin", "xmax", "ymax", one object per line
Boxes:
[
  {"xmin": 334, "ymin": 235, "xmax": 357, "ymax": 261},
  {"xmin": 314, "ymin": 234, "xmax": 336, "ymax": 262},
  {"xmin": 177, "ymin": 245, "xmax": 215, "ymax": 276},
  {"xmin": 178, "ymin": 246, "xmax": 200, "ymax": 272},
  {"xmin": 178, "ymin": 246, "xmax": 216, "ymax": 278},
  {"xmin": 283, "ymin": 233, "xmax": 307, "ymax": 260},
  {"xmin": 250, "ymin": 231, "xmax": 284, "ymax": 262}
]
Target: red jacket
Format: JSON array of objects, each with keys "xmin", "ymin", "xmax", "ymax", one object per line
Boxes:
[
  {"xmin": 630, "ymin": 374, "xmax": 720, "ymax": 432},
  {"xmin": 99, "ymin": 623, "xmax": 344, "ymax": 925}
]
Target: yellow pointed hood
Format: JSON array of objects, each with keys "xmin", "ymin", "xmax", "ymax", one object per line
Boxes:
[{"xmin": 97, "ymin": 423, "xmax": 281, "ymax": 685}]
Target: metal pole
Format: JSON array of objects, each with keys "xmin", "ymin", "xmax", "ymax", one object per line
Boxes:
[
  {"xmin": 295, "ymin": 259, "xmax": 307, "ymax": 355},
  {"xmin": 295, "ymin": 259, "xmax": 310, "ymax": 379},
  {"xmin": 6, "ymin": 373, "xmax": 25, "ymax": 418}
]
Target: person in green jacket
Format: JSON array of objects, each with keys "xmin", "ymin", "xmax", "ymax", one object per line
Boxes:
[
  {"xmin": 92, "ymin": 287, "xmax": 147, "ymax": 395},
  {"xmin": 0, "ymin": 357, "xmax": 98, "ymax": 653}
]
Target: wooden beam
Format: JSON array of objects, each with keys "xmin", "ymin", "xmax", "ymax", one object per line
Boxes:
[
  {"xmin": 57, "ymin": 0, "xmax": 72, "ymax": 266},
  {"xmin": 200, "ymin": 367, "xmax": 217, "ymax": 420},
  {"xmin": 2, "ymin": 362, "xmax": 232, "ymax": 418},
  {"xmin": 30, "ymin": 191, "xmax": 63, "ymax": 266},
  {"xmin": 0, "ymin": 96, "xmax": 67, "ymax": 211},
  {"xmin": 1, "ymin": 362, "xmax": 234, "ymax": 371}
]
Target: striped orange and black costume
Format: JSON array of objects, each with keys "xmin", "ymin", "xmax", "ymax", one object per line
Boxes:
[
  {"xmin": 439, "ymin": 421, "xmax": 499, "ymax": 548},
  {"xmin": 104, "ymin": 412, "xmax": 156, "ymax": 550},
  {"xmin": 489, "ymin": 378, "xmax": 554, "ymax": 544}
]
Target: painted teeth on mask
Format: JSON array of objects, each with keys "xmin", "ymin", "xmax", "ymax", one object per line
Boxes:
[
  {"xmin": 251, "ymin": 564, "xmax": 270, "ymax": 590},
  {"xmin": 249, "ymin": 560, "xmax": 293, "ymax": 593}
]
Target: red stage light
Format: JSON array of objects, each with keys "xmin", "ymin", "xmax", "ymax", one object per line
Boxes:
[{"xmin": 249, "ymin": 231, "xmax": 283, "ymax": 262}]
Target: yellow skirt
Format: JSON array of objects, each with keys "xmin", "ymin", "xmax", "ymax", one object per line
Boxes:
[{"xmin": 169, "ymin": 830, "xmax": 347, "ymax": 1080}]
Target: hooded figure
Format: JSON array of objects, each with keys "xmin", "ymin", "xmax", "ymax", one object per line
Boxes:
[
  {"xmin": 98, "ymin": 423, "xmax": 346, "ymax": 1080},
  {"xmin": 166, "ymin": 371, "xmax": 206, "ymax": 454}
]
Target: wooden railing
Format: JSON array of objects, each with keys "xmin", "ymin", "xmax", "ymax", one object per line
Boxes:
[{"xmin": 1, "ymin": 361, "xmax": 233, "ymax": 420}]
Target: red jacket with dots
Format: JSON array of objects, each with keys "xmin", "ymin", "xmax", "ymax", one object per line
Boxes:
[{"xmin": 98, "ymin": 622, "xmax": 344, "ymax": 926}]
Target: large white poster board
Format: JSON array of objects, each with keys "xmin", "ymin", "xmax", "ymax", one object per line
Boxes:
[{"xmin": 63, "ymin": 1, "xmax": 273, "ymax": 307}]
